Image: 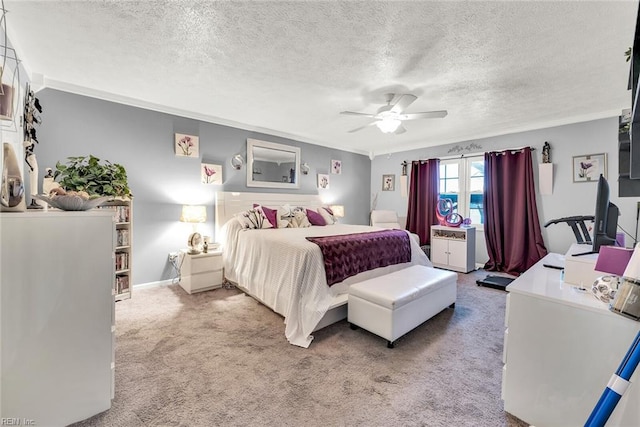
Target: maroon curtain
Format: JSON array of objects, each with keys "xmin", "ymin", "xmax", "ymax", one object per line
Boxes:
[
  {"xmin": 406, "ymin": 159, "xmax": 440, "ymax": 245},
  {"xmin": 484, "ymin": 148, "xmax": 547, "ymax": 275}
]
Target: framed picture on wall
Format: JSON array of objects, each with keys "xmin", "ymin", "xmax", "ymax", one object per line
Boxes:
[
  {"xmin": 572, "ymin": 153, "xmax": 606, "ymax": 182},
  {"xmin": 317, "ymin": 174, "xmax": 330, "ymax": 189},
  {"xmin": 331, "ymin": 159, "xmax": 342, "ymax": 174},
  {"xmin": 382, "ymin": 174, "xmax": 395, "ymax": 191},
  {"xmin": 201, "ymin": 163, "xmax": 222, "ymax": 185},
  {"xmin": 175, "ymin": 133, "xmax": 199, "ymax": 158}
]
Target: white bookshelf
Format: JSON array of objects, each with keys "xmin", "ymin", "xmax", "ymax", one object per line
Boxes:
[{"xmin": 101, "ymin": 198, "xmax": 133, "ymax": 301}]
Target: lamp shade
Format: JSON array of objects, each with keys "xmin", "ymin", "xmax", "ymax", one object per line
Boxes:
[
  {"xmin": 180, "ymin": 205, "xmax": 207, "ymax": 223},
  {"xmin": 329, "ymin": 205, "xmax": 344, "ymax": 218},
  {"xmin": 595, "ymin": 246, "xmax": 634, "ymax": 276}
]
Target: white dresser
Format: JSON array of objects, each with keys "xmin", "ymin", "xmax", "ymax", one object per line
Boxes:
[
  {"xmin": 503, "ymin": 253, "xmax": 640, "ymax": 426},
  {"xmin": 1, "ymin": 211, "xmax": 115, "ymax": 426}
]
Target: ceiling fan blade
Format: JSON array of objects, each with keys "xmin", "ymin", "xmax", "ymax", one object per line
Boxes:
[
  {"xmin": 340, "ymin": 111, "xmax": 376, "ymax": 118},
  {"xmin": 347, "ymin": 122, "xmax": 376, "ymax": 133},
  {"xmin": 400, "ymin": 110, "xmax": 448, "ymax": 120},
  {"xmin": 390, "ymin": 94, "xmax": 417, "ymax": 114},
  {"xmin": 394, "ymin": 124, "xmax": 407, "ymax": 135}
]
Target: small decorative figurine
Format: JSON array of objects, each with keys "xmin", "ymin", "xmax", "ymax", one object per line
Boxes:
[{"xmin": 542, "ymin": 141, "xmax": 551, "ymax": 164}]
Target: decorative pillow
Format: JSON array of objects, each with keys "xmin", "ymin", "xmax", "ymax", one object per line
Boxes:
[
  {"xmin": 277, "ymin": 204, "xmax": 294, "ymax": 228},
  {"xmin": 253, "ymin": 204, "xmax": 278, "ymax": 228},
  {"xmin": 235, "ymin": 207, "xmax": 274, "ymax": 229},
  {"xmin": 306, "ymin": 208, "xmax": 326, "ymax": 226},
  {"xmin": 317, "ymin": 206, "xmax": 336, "ymax": 225},
  {"xmin": 289, "ymin": 209, "xmax": 311, "ymax": 228}
]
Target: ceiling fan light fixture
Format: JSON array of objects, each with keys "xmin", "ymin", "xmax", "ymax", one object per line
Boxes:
[{"xmin": 376, "ymin": 118, "xmax": 401, "ymax": 134}]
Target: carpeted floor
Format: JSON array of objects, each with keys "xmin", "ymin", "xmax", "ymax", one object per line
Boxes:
[{"xmin": 74, "ymin": 269, "xmax": 528, "ymax": 427}]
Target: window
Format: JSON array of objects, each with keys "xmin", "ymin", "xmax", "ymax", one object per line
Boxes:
[{"xmin": 439, "ymin": 156, "xmax": 484, "ymax": 227}]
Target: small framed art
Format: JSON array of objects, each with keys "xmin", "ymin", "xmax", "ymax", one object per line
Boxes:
[
  {"xmin": 175, "ymin": 133, "xmax": 199, "ymax": 158},
  {"xmin": 382, "ymin": 174, "xmax": 395, "ymax": 191},
  {"xmin": 317, "ymin": 174, "xmax": 330, "ymax": 189},
  {"xmin": 572, "ymin": 153, "xmax": 606, "ymax": 182},
  {"xmin": 331, "ymin": 159, "xmax": 342, "ymax": 174},
  {"xmin": 201, "ymin": 163, "xmax": 222, "ymax": 185}
]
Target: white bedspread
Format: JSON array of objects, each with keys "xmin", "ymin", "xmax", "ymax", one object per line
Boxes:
[{"xmin": 222, "ymin": 220, "xmax": 432, "ymax": 347}]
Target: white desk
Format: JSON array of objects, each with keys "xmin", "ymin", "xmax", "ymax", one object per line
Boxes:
[{"xmin": 503, "ymin": 253, "xmax": 640, "ymax": 426}]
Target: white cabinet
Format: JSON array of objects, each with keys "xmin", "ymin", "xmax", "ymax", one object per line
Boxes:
[
  {"xmin": 503, "ymin": 254, "xmax": 640, "ymax": 426},
  {"xmin": 430, "ymin": 225, "xmax": 476, "ymax": 273},
  {"xmin": 180, "ymin": 249, "xmax": 223, "ymax": 294},
  {"xmin": 0, "ymin": 211, "xmax": 115, "ymax": 426}
]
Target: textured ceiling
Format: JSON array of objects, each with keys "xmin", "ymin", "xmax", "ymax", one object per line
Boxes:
[{"xmin": 4, "ymin": 1, "xmax": 638, "ymax": 157}]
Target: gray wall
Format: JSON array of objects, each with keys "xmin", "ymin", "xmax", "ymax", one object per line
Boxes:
[
  {"xmin": 372, "ymin": 117, "xmax": 640, "ymax": 264},
  {"xmin": 33, "ymin": 89, "xmax": 371, "ymax": 285}
]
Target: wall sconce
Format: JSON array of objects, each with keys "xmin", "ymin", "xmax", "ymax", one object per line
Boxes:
[
  {"xmin": 301, "ymin": 162, "xmax": 310, "ymax": 175},
  {"xmin": 180, "ymin": 205, "xmax": 207, "ymax": 254},
  {"xmin": 230, "ymin": 154, "xmax": 244, "ymax": 170},
  {"xmin": 329, "ymin": 205, "xmax": 344, "ymax": 219}
]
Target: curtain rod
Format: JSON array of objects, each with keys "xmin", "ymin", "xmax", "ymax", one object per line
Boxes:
[
  {"xmin": 487, "ymin": 146, "xmax": 536, "ymax": 155},
  {"xmin": 403, "ymin": 146, "xmax": 536, "ymax": 168}
]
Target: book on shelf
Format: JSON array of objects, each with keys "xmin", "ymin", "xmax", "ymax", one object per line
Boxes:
[
  {"xmin": 116, "ymin": 229, "xmax": 130, "ymax": 246},
  {"xmin": 114, "ymin": 206, "xmax": 130, "ymax": 223},
  {"xmin": 115, "ymin": 252, "xmax": 129, "ymax": 271},
  {"xmin": 116, "ymin": 275, "xmax": 129, "ymax": 294}
]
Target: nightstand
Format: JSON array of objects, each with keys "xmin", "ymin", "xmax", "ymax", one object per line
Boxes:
[{"xmin": 179, "ymin": 249, "xmax": 223, "ymax": 294}]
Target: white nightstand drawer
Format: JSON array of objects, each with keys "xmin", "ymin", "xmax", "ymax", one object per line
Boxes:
[
  {"xmin": 191, "ymin": 270, "xmax": 223, "ymax": 290},
  {"xmin": 181, "ymin": 271, "xmax": 223, "ymax": 294},
  {"xmin": 190, "ymin": 252, "xmax": 222, "ymax": 274}
]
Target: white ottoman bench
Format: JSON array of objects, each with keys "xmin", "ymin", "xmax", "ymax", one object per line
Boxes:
[{"xmin": 348, "ymin": 265, "xmax": 457, "ymax": 348}]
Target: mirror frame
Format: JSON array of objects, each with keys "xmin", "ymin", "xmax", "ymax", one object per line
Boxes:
[{"xmin": 246, "ymin": 138, "xmax": 301, "ymax": 189}]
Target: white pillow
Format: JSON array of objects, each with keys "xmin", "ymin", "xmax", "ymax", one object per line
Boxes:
[
  {"xmin": 235, "ymin": 207, "xmax": 274, "ymax": 229},
  {"xmin": 317, "ymin": 207, "xmax": 336, "ymax": 225},
  {"xmin": 288, "ymin": 209, "xmax": 311, "ymax": 228},
  {"xmin": 276, "ymin": 204, "xmax": 294, "ymax": 228}
]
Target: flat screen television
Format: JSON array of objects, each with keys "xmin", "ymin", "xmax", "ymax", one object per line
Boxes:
[{"xmin": 574, "ymin": 174, "xmax": 619, "ymax": 256}]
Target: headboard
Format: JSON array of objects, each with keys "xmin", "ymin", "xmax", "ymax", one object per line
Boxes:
[{"xmin": 214, "ymin": 191, "xmax": 324, "ymax": 236}]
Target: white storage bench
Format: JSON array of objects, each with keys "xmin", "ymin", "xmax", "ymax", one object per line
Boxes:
[{"xmin": 348, "ymin": 265, "xmax": 457, "ymax": 348}]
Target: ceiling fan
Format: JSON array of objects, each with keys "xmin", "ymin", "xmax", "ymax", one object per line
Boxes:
[{"xmin": 341, "ymin": 93, "xmax": 447, "ymax": 134}]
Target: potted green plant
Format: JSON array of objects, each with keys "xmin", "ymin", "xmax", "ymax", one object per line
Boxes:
[{"xmin": 54, "ymin": 155, "xmax": 132, "ymax": 198}]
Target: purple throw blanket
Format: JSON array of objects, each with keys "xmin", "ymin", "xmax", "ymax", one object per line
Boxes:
[{"xmin": 306, "ymin": 229, "xmax": 411, "ymax": 286}]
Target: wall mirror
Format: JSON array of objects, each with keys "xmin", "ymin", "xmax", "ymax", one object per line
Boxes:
[{"xmin": 247, "ymin": 138, "xmax": 300, "ymax": 189}]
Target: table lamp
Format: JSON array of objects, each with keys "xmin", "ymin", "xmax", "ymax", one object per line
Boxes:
[
  {"xmin": 610, "ymin": 243, "xmax": 640, "ymax": 320},
  {"xmin": 329, "ymin": 205, "xmax": 344, "ymax": 220},
  {"xmin": 180, "ymin": 205, "xmax": 206, "ymax": 254}
]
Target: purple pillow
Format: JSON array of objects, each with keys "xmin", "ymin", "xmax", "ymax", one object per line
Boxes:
[
  {"xmin": 253, "ymin": 204, "xmax": 278, "ymax": 228},
  {"xmin": 306, "ymin": 208, "xmax": 326, "ymax": 226}
]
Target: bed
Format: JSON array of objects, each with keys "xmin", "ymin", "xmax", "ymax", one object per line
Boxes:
[{"xmin": 216, "ymin": 191, "xmax": 432, "ymax": 347}]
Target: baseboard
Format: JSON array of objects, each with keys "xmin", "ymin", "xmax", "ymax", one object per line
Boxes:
[{"xmin": 133, "ymin": 279, "xmax": 175, "ymax": 290}]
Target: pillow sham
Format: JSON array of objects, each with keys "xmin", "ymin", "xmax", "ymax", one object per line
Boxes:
[
  {"xmin": 306, "ymin": 208, "xmax": 326, "ymax": 226},
  {"xmin": 317, "ymin": 206, "xmax": 336, "ymax": 225},
  {"xmin": 235, "ymin": 206, "xmax": 274, "ymax": 229},
  {"xmin": 253, "ymin": 204, "xmax": 278, "ymax": 228}
]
